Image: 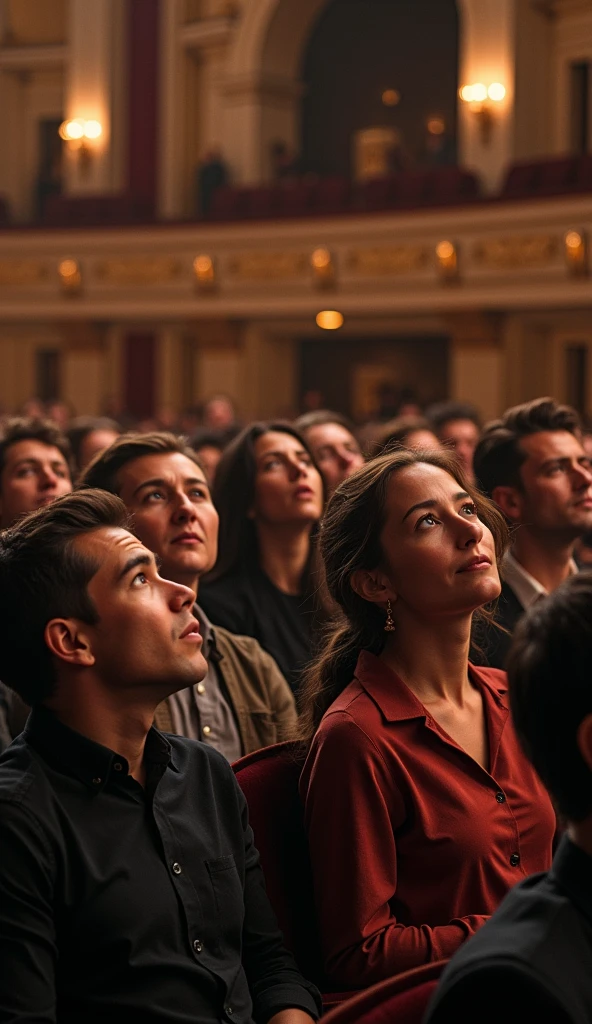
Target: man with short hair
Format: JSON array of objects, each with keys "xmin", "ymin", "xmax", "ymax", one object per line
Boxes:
[
  {"xmin": 426, "ymin": 572, "xmax": 592, "ymax": 1023},
  {"xmin": 0, "ymin": 416, "xmax": 73, "ymax": 528},
  {"xmin": 0, "ymin": 417, "xmax": 73, "ymax": 750},
  {"xmin": 0, "ymin": 489, "xmax": 320, "ymax": 1024},
  {"xmin": 474, "ymin": 397, "xmax": 592, "ymax": 667},
  {"xmin": 294, "ymin": 410, "xmax": 364, "ymax": 496},
  {"xmin": 427, "ymin": 401, "xmax": 481, "ymax": 484},
  {"xmin": 80, "ymin": 433, "xmax": 297, "ymax": 759}
]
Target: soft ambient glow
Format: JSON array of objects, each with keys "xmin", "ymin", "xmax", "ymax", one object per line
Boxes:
[
  {"xmin": 459, "ymin": 85, "xmax": 474, "ymax": 103},
  {"xmin": 382, "ymin": 89, "xmax": 400, "ymax": 107},
  {"xmin": 58, "ymin": 118, "xmax": 103, "ymax": 141},
  {"xmin": 59, "ymin": 259, "xmax": 79, "ymax": 278},
  {"xmin": 470, "ymin": 83, "xmax": 487, "ymax": 103},
  {"xmin": 488, "ymin": 83, "xmax": 506, "ymax": 102},
  {"xmin": 84, "ymin": 120, "xmax": 103, "ymax": 139},
  {"xmin": 566, "ymin": 231, "xmax": 583, "ymax": 250},
  {"xmin": 427, "ymin": 116, "xmax": 446, "ymax": 136},
  {"xmin": 194, "ymin": 255, "xmax": 213, "ymax": 274},
  {"xmin": 311, "ymin": 248, "xmax": 331, "ymax": 269},
  {"xmin": 316, "ymin": 310, "xmax": 344, "ymax": 330},
  {"xmin": 436, "ymin": 241, "xmax": 455, "ymax": 261}
]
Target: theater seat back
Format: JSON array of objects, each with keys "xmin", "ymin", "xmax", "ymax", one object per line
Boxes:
[{"xmin": 321, "ymin": 961, "xmax": 448, "ymax": 1024}]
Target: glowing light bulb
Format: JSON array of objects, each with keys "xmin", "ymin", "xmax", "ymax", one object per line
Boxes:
[
  {"xmin": 471, "ymin": 83, "xmax": 487, "ymax": 103},
  {"xmin": 84, "ymin": 120, "xmax": 103, "ymax": 139},
  {"xmin": 488, "ymin": 83, "xmax": 506, "ymax": 102},
  {"xmin": 316, "ymin": 310, "xmax": 344, "ymax": 330}
]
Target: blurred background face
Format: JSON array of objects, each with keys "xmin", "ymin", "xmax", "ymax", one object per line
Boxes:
[
  {"xmin": 508, "ymin": 431, "xmax": 592, "ymax": 538},
  {"xmin": 194, "ymin": 444, "xmax": 223, "ymax": 486},
  {"xmin": 377, "ymin": 463, "xmax": 500, "ymax": 620},
  {"xmin": 252, "ymin": 431, "xmax": 323, "ymax": 527},
  {"xmin": 78, "ymin": 429, "xmax": 121, "ymax": 471},
  {"xmin": 304, "ymin": 421, "xmax": 364, "ymax": 495},
  {"xmin": 438, "ymin": 418, "xmax": 480, "ymax": 482},
  {"xmin": 0, "ymin": 439, "xmax": 72, "ymax": 528},
  {"xmin": 116, "ymin": 451, "xmax": 219, "ymax": 586},
  {"xmin": 404, "ymin": 429, "xmax": 441, "ymax": 450}
]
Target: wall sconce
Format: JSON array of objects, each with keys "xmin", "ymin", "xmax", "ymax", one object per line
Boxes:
[
  {"xmin": 58, "ymin": 119, "xmax": 103, "ymax": 175},
  {"xmin": 459, "ymin": 83, "xmax": 506, "ymax": 145},
  {"xmin": 193, "ymin": 254, "xmax": 216, "ymax": 292},
  {"xmin": 310, "ymin": 247, "xmax": 335, "ymax": 288},
  {"xmin": 565, "ymin": 230, "xmax": 588, "ymax": 277},
  {"xmin": 316, "ymin": 310, "xmax": 344, "ymax": 330},
  {"xmin": 435, "ymin": 240, "xmax": 458, "ymax": 283},
  {"xmin": 58, "ymin": 258, "xmax": 82, "ymax": 295}
]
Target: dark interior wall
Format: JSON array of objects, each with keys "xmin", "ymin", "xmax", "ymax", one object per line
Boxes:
[
  {"xmin": 299, "ymin": 335, "xmax": 449, "ymax": 418},
  {"xmin": 300, "ymin": 0, "xmax": 459, "ymax": 177}
]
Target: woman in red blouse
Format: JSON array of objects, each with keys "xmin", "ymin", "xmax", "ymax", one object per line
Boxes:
[{"xmin": 299, "ymin": 448, "xmax": 555, "ymax": 989}]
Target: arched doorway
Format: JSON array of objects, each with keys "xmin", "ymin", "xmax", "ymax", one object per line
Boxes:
[{"xmin": 300, "ymin": 0, "xmax": 459, "ymax": 178}]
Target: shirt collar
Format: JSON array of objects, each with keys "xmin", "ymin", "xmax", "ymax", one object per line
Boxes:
[
  {"xmin": 502, "ymin": 550, "xmax": 578, "ymax": 611},
  {"xmin": 195, "ymin": 602, "xmax": 222, "ymax": 662},
  {"xmin": 25, "ymin": 704, "xmax": 178, "ymax": 793},
  {"xmin": 353, "ymin": 650, "xmax": 508, "ymax": 723},
  {"xmin": 550, "ymin": 835, "xmax": 592, "ymax": 925}
]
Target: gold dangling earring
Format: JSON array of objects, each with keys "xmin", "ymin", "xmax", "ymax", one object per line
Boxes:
[{"xmin": 384, "ymin": 599, "xmax": 395, "ymax": 632}]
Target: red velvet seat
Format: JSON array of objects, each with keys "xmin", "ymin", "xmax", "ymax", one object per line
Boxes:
[
  {"xmin": 321, "ymin": 960, "xmax": 448, "ymax": 1024},
  {"xmin": 277, "ymin": 180, "xmax": 317, "ymax": 217},
  {"xmin": 243, "ymin": 186, "xmax": 281, "ymax": 219},
  {"xmin": 311, "ymin": 175, "xmax": 350, "ymax": 214}
]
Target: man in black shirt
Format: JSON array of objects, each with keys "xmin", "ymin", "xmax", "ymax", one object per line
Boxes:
[
  {"xmin": 426, "ymin": 573, "xmax": 592, "ymax": 1024},
  {"xmin": 0, "ymin": 489, "xmax": 320, "ymax": 1024}
]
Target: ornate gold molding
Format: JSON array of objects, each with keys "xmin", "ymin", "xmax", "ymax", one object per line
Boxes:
[
  {"xmin": 227, "ymin": 252, "xmax": 308, "ymax": 280},
  {"xmin": 473, "ymin": 235, "xmax": 556, "ymax": 268},
  {"xmin": 95, "ymin": 257, "xmax": 181, "ymax": 286},
  {"xmin": 0, "ymin": 259, "xmax": 47, "ymax": 285},
  {"xmin": 346, "ymin": 246, "xmax": 429, "ymax": 275}
]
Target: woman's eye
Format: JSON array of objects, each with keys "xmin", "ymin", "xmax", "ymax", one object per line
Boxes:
[
  {"xmin": 460, "ymin": 502, "xmax": 478, "ymax": 516},
  {"xmin": 263, "ymin": 459, "xmax": 281, "ymax": 471},
  {"xmin": 145, "ymin": 490, "xmax": 165, "ymax": 502},
  {"xmin": 417, "ymin": 513, "xmax": 437, "ymax": 529}
]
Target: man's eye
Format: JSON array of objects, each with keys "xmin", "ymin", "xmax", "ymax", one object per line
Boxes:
[
  {"xmin": 132, "ymin": 572, "xmax": 148, "ymax": 587},
  {"xmin": 145, "ymin": 490, "xmax": 165, "ymax": 501},
  {"xmin": 189, "ymin": 488, "xmax": 207, "ymax": 499}
]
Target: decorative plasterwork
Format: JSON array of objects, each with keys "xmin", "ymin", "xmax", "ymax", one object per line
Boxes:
[
  {"xmin": 473, "ymin": 235, "xmax": 556, "ymax": 268},
  {"xmin": 347, "ymin": 246, "xmax": 430, "ymax": 275},
  {"xmin": 226, "ymin": 251, "xmax": 308, "ymax": 278},
  {"xmin": 94, "ymin": 257, "xmax": 181, "ymax": 286},
  {"xmin": 0, "ymin": 259, "xmax": 47, "ymax": 285}
]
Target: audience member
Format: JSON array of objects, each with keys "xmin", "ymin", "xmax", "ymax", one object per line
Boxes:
[
  {"xmin": 67, "ymin": 416, "xmax": 121, "ymax": 474},
  {"xmin": 196, "ymin": 147, "xmax": 229, "ymax": 216},
  {"xmin": 426, "ymin": 572, "xmax": 592, "ymax": 1024},
  {"xmin": 80, "ymin": 433, "xmax": 297, "ymax": 758},
  {"xmin": 294, "ymin": 410, "xmax": 364, "ymax": 497},
  {"xmin": 298, "ymin": 449, "xmax": 555, "ymax": 988},
  {"xmin": 0, "ymin": 490, "xmax": 320, "ymax": 1024},
  {"xmin": 372, "ymin": 415, "xmax": 441, "ymax": 456},
  {"xmin": 200, "ymin": 423, "xmax": 324, "ymax": 692},
  {"xmin": 45, "ymin": 398, "xmax": 74, "ymax": 429},
  {"xmin": 0, "ymin": 417, "xmax": 73, "ymax": 529},
  {"xmin": 189, "ymin": 429, "xmax": 227, "ymax": 485},
  {"xmin": 474, "ymin": 397, "xmax": 592, "ymax": 667},
  {"xmin": 202, "ymin": 394, "xmax": 241, "ymax": 443},
  {"xmin": 428, "ymin": 401, "xmax": 481, "ymax": 484}
]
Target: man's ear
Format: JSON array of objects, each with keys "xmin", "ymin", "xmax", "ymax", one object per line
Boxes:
[
  {"xmin": 577, "ymin": 713, "xmax": 592, "ymax": 773},
  {"xmin": 491, "ymin": 485, "xmax": 523, "ymax": 523},
  {"xmin": 44, "ymin": 619, "xmax": 96, "ymax": 669},
  {"xmin": 350, "ymin": 568, "xmax": 396, "ymax": 606}
]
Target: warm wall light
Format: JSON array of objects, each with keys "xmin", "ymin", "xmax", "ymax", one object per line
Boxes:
[
  {"xmin": 427, "ymin": 116, "xmax": 446, "ymax": 136},
  {"xmin": 310, "ymin": 247, "xmax": 335, "ymax": 288},
  {"xmin": 435, "ymin": 240, "xmax": 458, "ymax": 282},
  {"xmin": 565, "ymin": 230, "xmax": 587, "ymax": 276},
  {"xmin": 58, "ymin": 119, "xmax": 103, "ymax": 175},
  {"xmin": 316, "ymin": 310, "xmax": 344, "ymax": 330},
  {"xmin": 382, "ymin": 89, "xmax": 401, "ymax": 107},
  {"xmin": 459, "ymin": 82, "xmax": 506, "ymax": 145},
  {"xmin": 58, "ymin": 258, "xmax": 82, "ymax": 295},
  {"xmin": 193, "ymin": 254, "xmax": 216, "ymax": 291}
]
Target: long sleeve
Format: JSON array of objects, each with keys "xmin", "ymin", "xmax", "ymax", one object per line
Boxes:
[
  {"xmin": 0, "ymin": 804, "xmax": 57, "ymax": 1022},
  {"xmin": 300, "ymin": 713, "xmax": 485, "ymax": 988}
]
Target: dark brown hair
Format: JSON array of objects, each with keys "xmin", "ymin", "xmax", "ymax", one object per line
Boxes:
[
  {"xmin": 298, "ymin": 448, "xmax": 508, "ymax": 743},
  {"xmin": 508, "ymin": 572, "xmax": 592, "ymax": 821},
  {"xmin": 0, "ymin": 417, "xmax": 73, "ymax": 480},
  {"xmin": 371, "ymin": 415, "xmax": 438, "ymax": 458},
  {"xmin": 206, "ymin": 421, "xmax": 323, "ymax": 583},
  {"xmin": 427, "ymin": 400, "xmax": 482, "ymax": 434},
  {"xmin": 79, "ymin": 432, "xmax": 205, "ymax": 495},
  {"xmin": 0, "ymin": 489, "xmax": 129, "ymax": 704},
  {"xmin": 474, "ymin": 397, "xmax": 581, "ymax": 498},
  {"xmin": 294, "ymin": 409, "xmax": 359, "ymax": 436},
  {"xmin": 66, "ymin": 416, "xmax": 121, "ymax": 471}
]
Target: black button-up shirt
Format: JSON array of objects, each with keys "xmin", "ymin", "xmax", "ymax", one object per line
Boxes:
[{"xmin": 0, "ymin": 705, "xmax": 320, "ymax": 1024}]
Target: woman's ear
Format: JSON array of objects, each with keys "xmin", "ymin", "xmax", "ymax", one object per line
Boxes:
[
  {"xmin": 350, "ymin": 569, "xmax": 396, "ymax": 606},
  {"xmin": 44, "ymin": 619, "xmax": 96, "ymax": 669}
]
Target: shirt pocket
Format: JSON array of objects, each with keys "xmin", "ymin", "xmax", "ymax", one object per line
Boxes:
[{"xmin": 205, "ymin": 854, "xmax": 245, "ymax": 953}]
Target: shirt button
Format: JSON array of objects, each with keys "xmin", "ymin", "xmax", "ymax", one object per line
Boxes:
[
  {"xmin": 113, "ymin": 762, "xmax": 123, "ymax": 772},
  {"xmin": 172, "ymin": 862, "xmax": 182, "ymax": 875},
  {"xmin": 92, "ymin": 777, "xmax": 102, "ymax": 786},
  {"xmin": 202, "ymin": 725, "xmax": 211, "ymax": 736},
  {"xmin": 197, "ymin": 683, "xmax": 205, "ymax": 695},
  {"xmin": 225, "ymin": 1008, "xmax": 233, "ymax": 1017},
  {"xmin": 510, "ymin": 853, "xmax": 520, "ymax": 867},
  {"xmin": 496, "ymin": 791, "xmax": 506, "ymax": 803},
  {"xmin": 193, "ymin": 938, "xmax": 203, "ymax": 954}
]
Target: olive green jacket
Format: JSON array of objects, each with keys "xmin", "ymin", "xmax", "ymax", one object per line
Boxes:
[{"xmin": 154, "ymin": 624, "xmax": 297, "ymax": 757}]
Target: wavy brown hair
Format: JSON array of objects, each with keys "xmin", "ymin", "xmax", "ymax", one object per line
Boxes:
[{"xmin": 299, "ymin": 447, "xmax": 509, "ymax": 742}]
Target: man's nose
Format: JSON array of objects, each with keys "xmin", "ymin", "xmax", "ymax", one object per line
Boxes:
[
  {"xmin": 172, "ymin": 492, "xmax": 197, "ymax": 519},
  {"xmin": 169, "ymin": 581, "xmax": 195, "ymax": 610},
  {"xmin": 39, "ymin": 467, "xmax": 58, "ymax": 488}
]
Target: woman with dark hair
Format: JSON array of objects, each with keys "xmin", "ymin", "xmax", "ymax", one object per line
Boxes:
[
  {"xmin": 299, "ymin": 448, "xmax": 555, "ymax": 988},
  {"xmin": 200, "ymin": 422, "xmax": 324, "ymax": 692}
]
